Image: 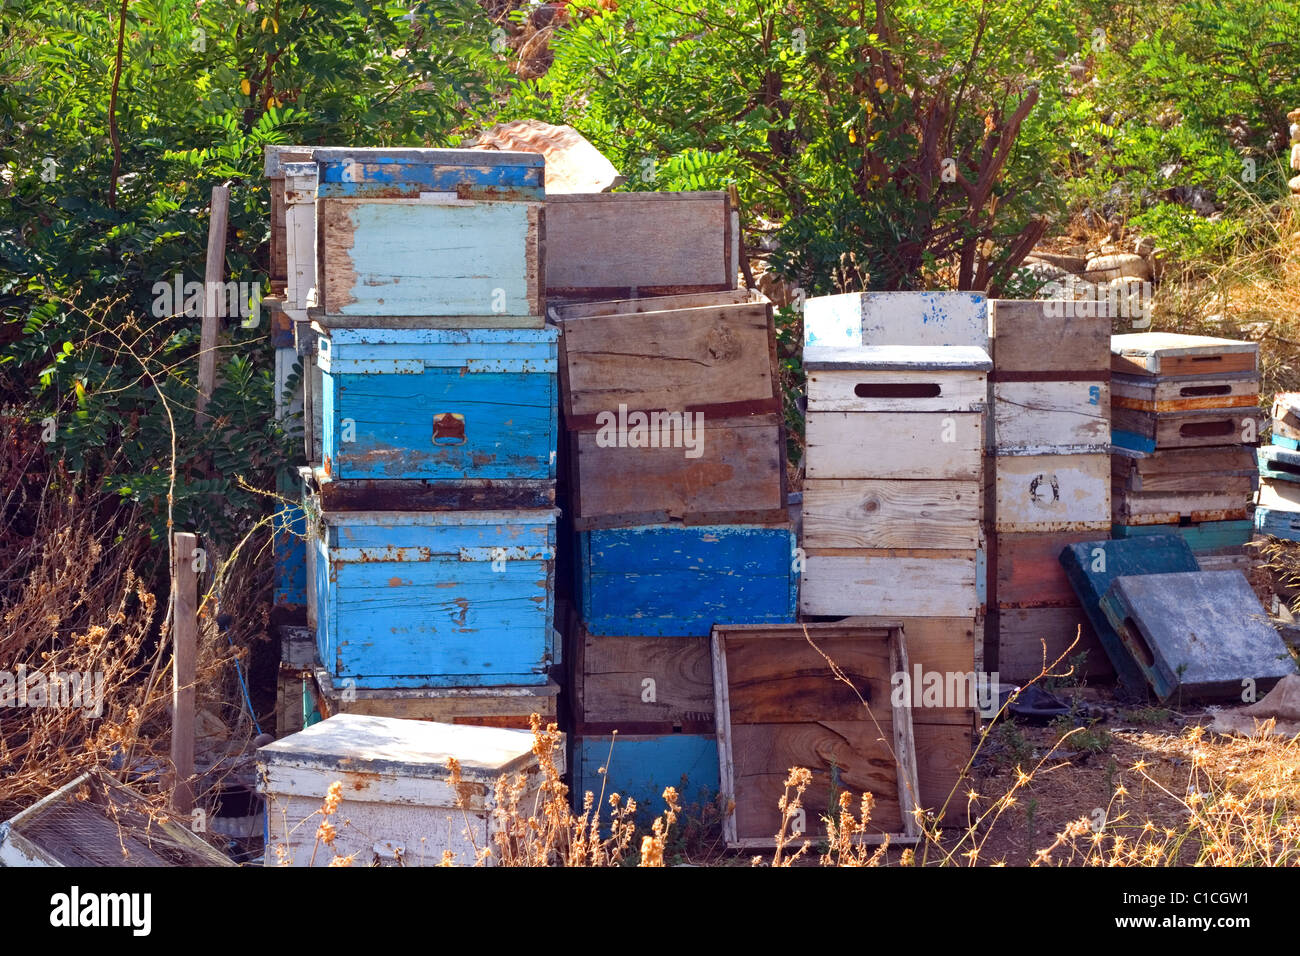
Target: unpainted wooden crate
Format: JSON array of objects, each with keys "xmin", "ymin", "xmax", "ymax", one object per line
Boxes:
[
  {"xmin": 802, "ymin": 478, "xmax": 982, "ymax": 551},
  {"xmin": 311, "ymin": 505, "xmax": 559, "ymax": 688},
  {"xmin": 568, "ymin": 627, "xmax": 715, "ymax": 733},
  {"xmin": 259, "ymin": 714, "xmax": 558, "ymax": 866},
  {"xmin": 806, "ymin": 410, "xmax": 985, "ymax": 480},
  {"xmin": 988, "ymin": 299, "xmax": 1111, "ymax": 374},
  {"xmin": 993, "ymin": 605, "xmax": 1114, "ymax": 683},
  {"xmin": 712, "ymin": 622, "xmax": 975, "ymax": 845},
  {"xmin": 316, "ymin": 326, "xmax": 558, "ymax": 482},
  {"xmin": 545, "ymin": 191, "xmax": 736, "ymax": 298}
]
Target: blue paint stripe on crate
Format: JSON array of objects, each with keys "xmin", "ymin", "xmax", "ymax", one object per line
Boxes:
[
  {"xmin": 1111, "ymin": 429, "xmax": 1157, "ymax": 454},
  {"xmin": 579, "ymin": 524, "xmax": 798, "ymax": 637},
  {"xmin": 1111, "ymin": 520, "xmax": 1253, "ymax": 553},
  {"xmin": 1254, "ymin": 507, "xmax": 1300, "ymax": 542}
]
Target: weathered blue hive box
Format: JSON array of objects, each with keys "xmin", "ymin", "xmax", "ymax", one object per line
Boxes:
[
  {"xmin": 1255, "ymin": 477, "xmax": 1300, "ymax": 541},
  {"xmin": 318, "ymin": 326, "xmax": 558, "ymax": 482},
  {"xmin": 578, "ymin": 523, "xmax": 799, "ymax": 637},
  {"xmin": 1111, "ymin": 520, "xmax": 1253, "ymax": 554},
  {"xmin": 273, "ymin": 503, "xmax": 308, "ymax": 607},
  {"xmin": 311, "ymin": 147, "xmax": 545, "ymax": 319},
  {"xmin": 312, "ymin": 507, "xmax": 559, "ymax": 688},
  {"xmin": 570, "ymin": 733, "xmax": 720, "ymax": 817}
]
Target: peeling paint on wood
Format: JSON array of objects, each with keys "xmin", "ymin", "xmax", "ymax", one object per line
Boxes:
[
  {"xmin": 313, "ymin": 508, "xmax": 558, "ymax": 687},
  {"xmin": 319, "ymin": 199, "xmax": 543, "ymax": 317},
  {"xmin": 578, "ymin": 524, "xmax": 798, "ymax": 637},
  {"xmin": 318, "ymin": 327, "xmax": 557, "ymax": 481},
  {"xmin": 804, "ymin": 291, "xmax": 988, "ymax": 349}
]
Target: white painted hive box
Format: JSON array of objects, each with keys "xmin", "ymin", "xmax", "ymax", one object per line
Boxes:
[
  {"xmin": 258, "ymin": 713, "xmax": 558, "ymax": 867},
  {"xmin": 803, "ymin": 291, "xmax": 988, "ymax": 349}
]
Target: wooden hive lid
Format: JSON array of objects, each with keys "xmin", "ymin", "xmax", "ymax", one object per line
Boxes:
[
  {"xmin": 803, "ymin": 344, "xmax": 992, "ymax": 372},
  {"xmin": 258, "ymin": 713, "xmax": 545, "ymax": 781}
]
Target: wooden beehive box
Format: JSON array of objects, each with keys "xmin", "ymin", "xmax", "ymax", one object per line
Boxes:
[
  {"xmin": 309, "ymin": 147, "xmax": 545, "ymax": 319},
  {"xmin": 803, "ymin": 291, "xmax": 989, "ymax": 349},
  {"xmin": 1255, "ymin": 478, "xmax": 1300, "ymax": 541},
  {"xmin": 801, "ymin": 345, "xmax": 989, "ymax": 617},
  {"xmin": 545, "ymin": 191, "xmax": 737, "ymax": 299},
  {"xmin": 568, "ymin": 624, "xmax": 715, "ymax": 734},
  {"xmin": 569, "ymin": 733, "xmax": 720, "ymax": 814},
  {"xmin": 1110, "ymin": 332, "xmax": 1259, "ymax": 378},
  {"xmin": 557, "ymin": 290, "xmax": 785, "ymax": 528},
  {"xmin": 316, "ymin": 326, "xmax": 558, "ymax": 482},
  {"xmin": 1112, "ymin": 371, "xmax": 1259, "ymax": 412},
  {"xmin": 1112, "ymin": 406, "xmax": 1263, "ymax": 454},
  {"xmin": 259, "ymin": 714, "xmax": 559, "ymax": 866},
  {"xmin": 577, "ymin": 523, "xmax": 799, "ymax": 637},
  {"xmin": 311, "ymin": 506, "xmax": 559, "ymax": 688},
  {"xmin": 991, "ymin": 452, "xmax": 1110, "ymax": 533}
]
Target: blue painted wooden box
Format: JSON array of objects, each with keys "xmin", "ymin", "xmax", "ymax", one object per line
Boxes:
[
  {"xmin": 1111, "ymin": 520, "xmax": 1253, "ymax": 553},
  {"xmin": 571, "ymin": 734, "xmax": 720, "ymax": 817},
  {"xmin": 578, "ymin": 523, "xmax": 799, "ymax": 637},
  {"xmin": 309, "ymin": 147, "xmax": 545, "ymax": 202},
  {"xmin": 318, "ymin": 326, "xmax": 558, "ymax": 481},
  {"xmin": 273, "ymin": 503, "xmax": 308, "ymax": 607},
  {"xmin": 312, "ymin": 507, "xmax": 559, "ymax": 688},
  {"xmin": 311, "ymin": 147, "xmax": 545, "ymax": 319}
]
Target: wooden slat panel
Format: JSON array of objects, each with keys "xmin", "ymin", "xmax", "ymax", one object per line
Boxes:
[
  {"xmin": 559, "ymin": 297, "xmax": 776, "ymax": 419},
  {"xmin": 573, "ymin": 632, "xmax": 714, "ymax": 730},
  {"xmin": 808, "ymin": 367, "xmax": 988, "ymax": 413},
  {"xmin": 801, "ymin": 553, "xmax": 980, "ymax": 617},
  {"xmin": 572, "ymin": 415, "xmax": 784, "ymax": 524},
  {"xmin": 803, "ymin": 478, "xmax": 981, "ymax": 550},
  {"xmin": 989, "ymin": 299, "xmax": 1110, "ymax": 373},
  {"xmin": 1113, "ymin": 406, "xmax": 1263, "ymax": 450},
  {"xmin": 993, "ymin": 380, "xmax": 1110, "ymax": 453},
  {"xmin": 994, "ymin": 606, "xmax": 1114, "ymax": 682},
  {"xmin": 806, "ymin": 411, "xmax": 983, "ymax": 480}
]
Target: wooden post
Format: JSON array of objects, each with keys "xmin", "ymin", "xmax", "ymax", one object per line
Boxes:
[
  {"xmin": 170, "ymin": 531, "xmax": 199, "ymax": 817},
  {"xmin": 195, "ymin": 185, "xmax": 230, "ymax": 426}
]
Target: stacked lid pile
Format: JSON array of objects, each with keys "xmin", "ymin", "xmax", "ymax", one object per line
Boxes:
[
  {"xmin": 1254, "ymin": 392, "xmax": 1300, "ymax": 542},
  {"xmin": 556, "ymin": 284, "xmax": 798, "ymax": 812},
  {"xmin": 985, "ymin": 300, "xmax": 1113, "ymax": 682},
  {"xmin": 1110, "ymin": 333, "xmax": 1261, "ymax": 569},
  {"xmin": 264, "ymin": 146, "xmax": 563, "ymax": 729}
]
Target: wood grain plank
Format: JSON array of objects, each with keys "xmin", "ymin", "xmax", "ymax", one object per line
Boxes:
[
  {"xmin": 993, "ymin": 453, "xmax": 1110, "ymax": 532},
  {"xmin": 808, "ymin": 367, "xmax": 988, "ymax": 413},
  {"xmin": 806, "ymin": 411, "xmax": 984, "ymax": 480},
  {"xmin": 989, "ymin": 299, "xmax": 1111, "ymax": 373},
  {"xmin": 801, "ymin": 554, "xmax": 980, "ymax": 617},
  {"xmin": 994, "ymin": 605, "xmax": 1115, "ymax": 682},
  {"xmin": 993, "ymin": 380, "xmax": 1110, "ymax": 452},
  {"xmin": 574, "ymin": 632, "xmax": 714, "ymax": 730},
  {"xmin": 802, "ymin": 478, "xmax": 982, "ymax": 550}
]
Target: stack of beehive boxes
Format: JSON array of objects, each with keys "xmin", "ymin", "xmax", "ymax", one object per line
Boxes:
[
  {"xmin": 555, "ymin": 286, "xmax": 799, "ymax": 811},
  {"xmin": 1110, "ymin": 333, "xmax": 1260, "ymax": 570},
  {"xmin": 268, "ymin": 146, "xmax": 565, "ymax": 728},
  {"xmin": 1253, "ymin": 392, "xmax": 1300, "ymax": 542},
  {"xmin": 798, "ymin": 292, "xmax": 986, "ymax": 757},
  {"xmin": 986, "ymin": 300, "xmax": 1113, "ymax": 681}
]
